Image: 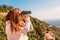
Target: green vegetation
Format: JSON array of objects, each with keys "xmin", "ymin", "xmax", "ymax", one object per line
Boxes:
[
  {"xmin": 28, "ymin": 16, "xmax": 60, "ymax": 40},
  {"xmin": 0, "ymin": 5, "xmax": 60, "ymax": 40},
  {"xmin": 0, "ymin": 4, "xmax": 13, "ymax": 12},
  {"xmin": 0, "ymin": 14, "xmax": 7, "ymax": 40}
]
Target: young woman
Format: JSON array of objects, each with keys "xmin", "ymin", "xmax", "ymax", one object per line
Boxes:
[
  {"xmin": 44, "ymin": 29, "xmax": 55, "ymax": 40},
  {"xmin": 5, "ymin": 8, "xmax": 33, "ymax": 40},
  {"xmin": 5, "ymin": 8, "xmax": 25, "ymax": 40}
]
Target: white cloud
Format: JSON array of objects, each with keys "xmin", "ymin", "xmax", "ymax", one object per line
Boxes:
[{"xmin": 31, "ymin": 7, "xmax": 60, "ymax": 20}]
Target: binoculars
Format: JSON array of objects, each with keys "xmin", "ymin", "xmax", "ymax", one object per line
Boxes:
[{"xmin": 21, "ymin": 11, "xmax": 31, "ymax": 14}]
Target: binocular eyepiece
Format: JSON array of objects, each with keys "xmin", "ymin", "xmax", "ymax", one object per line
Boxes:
[{"xmin": 21, "ymin": 11, "xmax": 31, "ymax": 14}]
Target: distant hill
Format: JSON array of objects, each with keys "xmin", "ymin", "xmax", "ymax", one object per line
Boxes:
[
  {"xmin": 45, "ymin": 20, "xmax": 60, "ymax": 26},
  {"xmin": 0, "ymin": 5, "xmax": 60, "ymax": 40}
]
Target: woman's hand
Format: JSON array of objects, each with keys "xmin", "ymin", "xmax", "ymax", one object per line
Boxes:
[
  {"xmin": 14, "ymin": 21, "xmax": 25, "ymax": 31},
  {"xmin": 19, "ymin": 21, "xmax": 25, "ymax": 27},
  {"xmin": 12, "ymin": 21, "xmax": 20, "ymax": 31}
]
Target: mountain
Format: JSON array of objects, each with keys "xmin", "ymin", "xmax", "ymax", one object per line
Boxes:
[
  {"xmin": 0, "ymin": 5, "xmax": 60, "ymax": 40},
  {"xmin": 28, "ymin": 17, "xmax": 60, "ymax": 40},
  {"xmin": 44, "ymin": 20, "xmax": 60, "ymax": 27}
]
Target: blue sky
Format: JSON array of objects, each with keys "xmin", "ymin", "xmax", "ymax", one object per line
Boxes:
[{"xmin": 0, "ymin": 0, "xmax": 60, "ymax": 20}]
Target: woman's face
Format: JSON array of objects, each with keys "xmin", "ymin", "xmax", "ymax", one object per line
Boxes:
[
  {"xmin": 23, "ymin": 14, "xmax": 29, "ymax": 19},
  {"xmin": 18, "ymin": 15, "xmax": 22, "ymax": 21}
]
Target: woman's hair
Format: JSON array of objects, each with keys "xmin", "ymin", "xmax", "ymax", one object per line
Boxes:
[
  {"xmin": 46, "ymin": 29, "xmax": 50, "ymax": 31},
  {"xmin": 6, "ymin": 8, "xmax": 20, "ymax": 33},
  {"xmin": 46, "ymin": 29, "xmax": 50, "ymax": 33}
]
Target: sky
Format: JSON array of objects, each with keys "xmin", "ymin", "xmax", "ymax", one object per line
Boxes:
[{"xmin": 0, "ymin": 0, "xmax": 60, "ymax": 20}]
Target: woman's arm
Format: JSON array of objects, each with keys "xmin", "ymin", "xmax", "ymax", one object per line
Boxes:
[
  {"xmin": 24, "ymin": 17, "xmax": 33, "ymax": 32},
  {"xmin": 18, "ymin": 21, "xmax": 25, "ymax": 27},
  {"xmin": 19, "ymin": 17, "xmax": 33, "ymax": 33}
]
